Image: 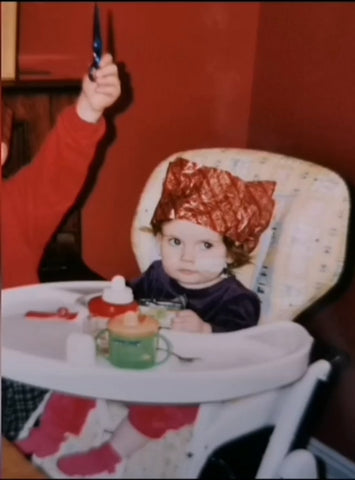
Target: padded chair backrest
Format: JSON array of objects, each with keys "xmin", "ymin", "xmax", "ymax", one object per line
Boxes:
[{"xmin": 131, "ymin": 148, "xmax": 350, "ymax": 324}]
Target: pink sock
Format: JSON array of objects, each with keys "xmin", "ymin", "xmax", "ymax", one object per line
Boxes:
[
  {"xmin": 57, "ymin": 443, "xmax": 121, "ymax": 476},
  {"xmin": 17, "ymin": 428, "xmax": 65, "ymax": 458},
  {"xmin": 16, "ymin": 394, "xmax": 96, "ymax": 458}
]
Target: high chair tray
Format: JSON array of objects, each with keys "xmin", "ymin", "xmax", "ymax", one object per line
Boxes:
[{"xmin": 2, "ymin": 282, "xmax": 313, "ymax": 403}]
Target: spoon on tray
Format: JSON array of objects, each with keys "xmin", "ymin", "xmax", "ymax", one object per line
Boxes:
[{"xmin": 157, "ymin": 347, "xmax": 201, "ymax": 363}]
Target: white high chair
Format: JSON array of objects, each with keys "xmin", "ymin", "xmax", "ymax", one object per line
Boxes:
[{"xmin": 129, "ymin": 148, "xmax": 350, "ymax": 479}]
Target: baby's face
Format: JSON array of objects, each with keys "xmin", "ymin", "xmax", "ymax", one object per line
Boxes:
[{"xmin": 159, "ymin": 219, "xmax": 228, "ymax": 289}]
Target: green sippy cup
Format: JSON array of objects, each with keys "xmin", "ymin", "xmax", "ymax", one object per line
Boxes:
[{"xmin": 96, "ymin": 311, "xmax": 172, "ymax": 369}]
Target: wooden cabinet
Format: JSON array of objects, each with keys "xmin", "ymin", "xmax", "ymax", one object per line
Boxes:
[
  {"xmin": 2, "ymin": 437, "xmax": 48, "ymax": 479},
  {"xmin": 18, "ymin": 2, "xmax": 93, "ymax": 81},
  {"xmin": 1, "ymin": 2, "xmax": 18, "ymax": 80}
]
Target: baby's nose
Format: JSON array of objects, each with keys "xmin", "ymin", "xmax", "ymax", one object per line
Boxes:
[{"xmin": 181, "ymin": 246, "xmax": 195, "ymax": 262}]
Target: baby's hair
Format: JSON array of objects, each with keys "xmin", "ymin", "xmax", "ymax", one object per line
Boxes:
[
  {"xmin": 142, "ymin": 223, "xmax": 251, "ymax": 269},
  {"xmin": 223, "ymin": 236, "xmax": 251, "ymax": 269}
]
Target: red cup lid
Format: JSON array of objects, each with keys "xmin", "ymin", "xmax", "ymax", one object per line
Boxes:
[{"xmin": 88, "ymin": 296, "xmax": 138, "ymax": 317}]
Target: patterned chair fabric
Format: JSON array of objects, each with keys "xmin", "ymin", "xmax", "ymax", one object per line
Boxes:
[{"xmin": 132, "ymin": 148, "xmax": 350, "ymax": 324}]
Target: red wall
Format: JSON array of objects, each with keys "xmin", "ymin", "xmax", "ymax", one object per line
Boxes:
[
  {"xmin": 78, "ymin": 3, "xmax": 261, "ymax": 280},
  {"xmin": 249, "ymin": 3, "xmax": 355, "ymax": 461},
  {"xmin": 248, "ymin": 2, "xmax": 355, "ymax": 183}
]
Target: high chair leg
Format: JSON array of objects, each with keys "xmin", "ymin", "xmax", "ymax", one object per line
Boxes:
[
  {"xmin": 278, "ymin": 449, "xmax": 318, "ymax": 479},
  {"xmin": 178, "ymin": 390, "xmax": 279, "ymax": 478},
  {"xmin": 256, "ymin": 359, "xmax": 331, "ymax": 479}
]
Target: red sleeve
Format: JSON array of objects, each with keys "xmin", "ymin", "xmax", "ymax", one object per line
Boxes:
[{"xmin": 4, "ymin": 104, "xmax": 106, "ymax": 250}]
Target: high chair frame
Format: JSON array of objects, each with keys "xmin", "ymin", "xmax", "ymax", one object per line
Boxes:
[{"xmin": 130, "ymin": 148, "xmax": 350, "ymax": 479}]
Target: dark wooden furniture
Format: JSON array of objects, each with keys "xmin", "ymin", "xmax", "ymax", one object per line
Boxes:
[{"xmin": 2, "ymin": 437, "xmax": 48, "ymax": 479}]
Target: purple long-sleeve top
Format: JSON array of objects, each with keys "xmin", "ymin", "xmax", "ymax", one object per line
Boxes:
[{"xmin": 128, "ymin": 260, "xmax": 260, "ymax": 333}]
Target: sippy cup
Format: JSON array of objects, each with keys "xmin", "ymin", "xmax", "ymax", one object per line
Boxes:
[
  {"xmin": 87, "ymin": 275, "xmax": 139, "ymax": 336},
  {"xmin": 96, "ymin": 311, "xmax": 172, "ymax": 369}
]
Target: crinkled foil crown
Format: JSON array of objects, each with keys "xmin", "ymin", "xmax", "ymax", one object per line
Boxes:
[{"xmin": 151, "ymin": 157, "xmax": 276, "ymax": 253}]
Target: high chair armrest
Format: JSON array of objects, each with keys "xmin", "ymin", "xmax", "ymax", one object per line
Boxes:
[{"xmin": 309, "ymin": 339, "xmax": 350, "ymax": 375}]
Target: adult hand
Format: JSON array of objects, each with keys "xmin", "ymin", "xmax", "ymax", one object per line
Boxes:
[
  {"xmin": 1, "ymin": 142, "xmax": 8, "ymax": 166},
  {"xmin": 172, "ymin": 310, "xmax": 212, "ymax": 333},
  {"xmin": 76, "ymin": 53, "xmax": 121, "ymax": 124}
]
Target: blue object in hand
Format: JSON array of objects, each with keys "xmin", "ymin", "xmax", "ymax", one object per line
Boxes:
[{"xmin": 89, "ymin": 3, "xmax": 103, "ymax": 82}]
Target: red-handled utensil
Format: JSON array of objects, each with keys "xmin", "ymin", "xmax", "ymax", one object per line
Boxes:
[{"xmin": 25, "ymin": 307, "xmax": 78, "ymax": 321}]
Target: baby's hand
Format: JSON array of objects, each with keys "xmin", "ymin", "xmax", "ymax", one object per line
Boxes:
[
  {"xmin": 76, "ymin": 53, "xmax": 121, "ymax": 123},
  {"xmin": 172, "ymin": 310, "xmax": 212, "ymax": 333}
]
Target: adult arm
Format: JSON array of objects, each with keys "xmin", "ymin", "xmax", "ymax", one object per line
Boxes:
[
  {"xmin": 2, "ymin": 54, "xmax": 121, "ymax": 288},
  {"xmin": 5, "ymin": 52, "xmax": 120, "ymax": 249},
  {"xmin": 4, "ymin": 105, "xmax": 106, "ymax": 250}
]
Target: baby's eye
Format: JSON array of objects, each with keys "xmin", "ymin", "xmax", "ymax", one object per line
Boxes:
[
  {"xmin": 202, "ymin": 242, "xmax": 213, "ymax": 250},
  {"xmin": 168, "ymin": 237, "xmax": 181, "ymax": 246}
]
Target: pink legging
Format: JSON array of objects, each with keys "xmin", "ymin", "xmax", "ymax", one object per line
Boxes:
[
  {"xmin": 16, "ymin": 393, "xmax": 199, "ymax": 458},
  {"xmin": 129, "ymin": 404, "xmax": 199, "ymax": 438}
]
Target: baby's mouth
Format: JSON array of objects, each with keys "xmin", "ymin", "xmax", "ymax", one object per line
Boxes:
[{"xmin": 178, "ymin": 268, "xmax": 197, "ymax": 275}]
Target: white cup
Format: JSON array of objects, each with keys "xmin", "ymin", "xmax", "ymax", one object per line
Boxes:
[{"xmin": 66, "ymin": 332, "xmax": 96, "ymax": 367}]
